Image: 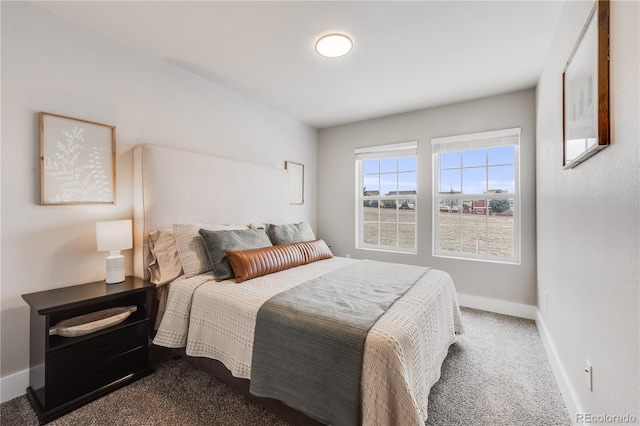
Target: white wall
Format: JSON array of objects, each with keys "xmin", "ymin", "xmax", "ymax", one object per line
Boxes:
[
  {"xmin": 0, "ymin": 1, "xmax": 317, "ymax": 392},
  {"xmin": 536, "ymin": 0, "xmax": 639, "ymax": 420},
  {"xmin": 318, "ymin": 90, "xmax": 537, "ymax": 308}
]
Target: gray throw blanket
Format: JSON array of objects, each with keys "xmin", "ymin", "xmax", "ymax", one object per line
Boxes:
[{"xmin": 249, "ymin": 260, "xmax": 428, "ymax": 426}]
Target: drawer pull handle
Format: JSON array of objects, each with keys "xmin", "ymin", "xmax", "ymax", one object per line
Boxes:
[{"xmin": 98, "ymin": 344, "xmax": 112, "ymax": 351}]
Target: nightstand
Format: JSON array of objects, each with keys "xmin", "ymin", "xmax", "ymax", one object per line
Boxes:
[{"xmin": 22, "ymin": 276, "xmax": 155, "ymax": 424}]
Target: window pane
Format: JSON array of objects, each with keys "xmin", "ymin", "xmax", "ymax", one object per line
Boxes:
[
  {"xmin": 462, "ymin": 167, "xmax": 486, "ymax": 194},
  {"xmin": 462, "ymin": 149, "xmax": 486, "ymax": 167},
  {"xmin": 380, "ymin": 201, "xmax": 397, "ymax": 222},
  {"xmin": 380, "ymin": 223, "xmax": 397, "ymax": 247},
  {"xmin": 462, "ymin": 225, "xmax": 486, "ymax": 255},
  {"xmin": 488, "ymin": 146, "xmax": 514, "ymax": 165},
  {"xmin": 380, "ymin": 174, "xmax": 397, "ymax": 196},
  {"xmin": 398, "ymin": 172, "xmax": 417, "ymax": 192},
  {"xmin": 363, "ymin": 159, "xmax": 379, "ymax": 174},
  {"xmin": 487, "ymin": 226, "xmax": 513, "ymax": 257},
  {"xmin": 363, "ymin": 174, "xmax": 379, "ymax": 194},
  {"xmin": 363, "ymin": 223, "xmax": 379, "ymax": 245},
  {"xmin": 462, "ymin": 201, "xmax": 487, "ymax": 255},
  {"xmin": 487, "ymin": 198, "xmax": 514, "ymax": 257},
  {"xmin": 380, "ymin": 158, "xmax": 397, "ymax": 173},
  {"xmin": 438, "ymin": 198, "xmax": 461, "ymax": 214},
  {"xmin": 438, "ymin": 200, "xmax": 461, "ymax": 252},
  {"xmin": 439, "ymin": 152, "xmax": 461, "ymax": 169},
  {"xmin": 362, "ymin": 202, "xmax": 379, "ymax": 221},
  {"xmin": 398, "ymin": 224, "xmax": 415, "ymax": 249},
  {"xmin": 488, "ymin": 198, "xmax": 513, "ymax": 215},
  {"xmin": 488, "ymin": 166, "xmax": 515, "ymax": 193},
  {"xmin": 438, "ymin": 225, "xmax": 460, "ymax": 252},
  {"xmin": 398, "ymin": 200, "xmax": 415, "ymax": 222},
  {"xmin": 462, "ymin": 200, "xmax": 487, "ymax": 221},
  {"xmin": 439, "ymin": 169, "xmax": 461, "ymax": 193},
  {"xmin": 398, "ymin": 157, "xmax": 416, "ymax": 172}
]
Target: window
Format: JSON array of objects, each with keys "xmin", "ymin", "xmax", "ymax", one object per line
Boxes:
[
  {"xmin": 356, "ymin": 141, "xmax": 417, "ymax": 253},
  {"xmin": 432, "ymin": 128, "xmax": 520, "ymax": 263}
]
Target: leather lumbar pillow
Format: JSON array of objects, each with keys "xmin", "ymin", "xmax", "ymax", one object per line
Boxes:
[
  {"xmin": 199, "ymin": 228, "xmax": 273, "ymax": 281},
  {"xmin": 226, "ymin": 239, "xmax": 333, "ymax": 283}
]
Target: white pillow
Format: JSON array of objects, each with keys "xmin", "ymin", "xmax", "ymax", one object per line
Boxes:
[{"xmin": 173, "ymin": 223, "xmax": 246, "ymax": 277}]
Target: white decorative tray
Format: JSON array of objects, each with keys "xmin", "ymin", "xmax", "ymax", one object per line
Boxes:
[{"xmin": 49, "ymin": 306, "xmax": 137, "ymax": 337}]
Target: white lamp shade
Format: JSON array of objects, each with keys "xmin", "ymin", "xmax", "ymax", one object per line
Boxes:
[{"xmin": 96, "ymin": 220, "xmax": 133, "ymax": 252}]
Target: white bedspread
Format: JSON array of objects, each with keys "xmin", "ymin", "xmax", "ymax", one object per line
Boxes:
[{"xmin": 153, "ymin": 257, "xmax": 464, "ymax": 426}]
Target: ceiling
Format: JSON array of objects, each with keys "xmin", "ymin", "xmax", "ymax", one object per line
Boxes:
[{"xmin": 35, "ymin": 1, "xmax": 565, "ymax": 129}]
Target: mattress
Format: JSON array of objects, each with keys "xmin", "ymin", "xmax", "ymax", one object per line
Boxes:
[{"xmin": 154, "ymin": 256, "xmax": 464, "ymax": 426}]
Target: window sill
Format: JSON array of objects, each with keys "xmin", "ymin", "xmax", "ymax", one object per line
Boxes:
[
  {"xmin": 432, "ymin": 252, "xmax": 521, "ymax": 265},
  {"xmin": 356, "ymin": 246, "xmax": 417, "ymax": 255}
]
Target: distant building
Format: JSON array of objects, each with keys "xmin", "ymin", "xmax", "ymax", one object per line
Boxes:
[{"xmin": 463, "ymin": 200, "xmax": 486, "ymax": 215}]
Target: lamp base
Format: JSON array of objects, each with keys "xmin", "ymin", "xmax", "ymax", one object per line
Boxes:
[{"xmin": 105, "ymin": 251, "xmax": 125, "ymax": 284}]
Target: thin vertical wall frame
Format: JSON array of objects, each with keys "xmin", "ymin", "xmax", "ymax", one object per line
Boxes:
[{"xmin": 285, "ymin": 161, "xmax": 304, "ymax": 205}]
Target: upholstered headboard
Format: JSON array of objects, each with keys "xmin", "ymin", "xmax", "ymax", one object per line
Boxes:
[{"xmin": 132, "ymin": 144, "xmax": 289, "ymax": 279}]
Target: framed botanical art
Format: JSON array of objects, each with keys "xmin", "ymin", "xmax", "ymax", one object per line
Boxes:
[
  {"xmin": 285, "ymin": 161, "xmax": 304, "ymax": 205},
  {"xmin": 40, "ymin": 112, "xmax": 116, "ymax": 205},
  {"xmin": 562, "ymin": 0, "xmax": 610, "ymax": 169}
]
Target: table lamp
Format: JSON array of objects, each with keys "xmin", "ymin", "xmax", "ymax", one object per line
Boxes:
[{"xmin": 96, "ymin": 219, "xmax": 133, "ymax": 284}]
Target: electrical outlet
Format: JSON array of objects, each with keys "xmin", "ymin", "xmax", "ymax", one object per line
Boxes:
[
  {"xmin": 585, "ymin": 359, "xmax": 593, "ymax": 391},
  {"xmin": 345, "ymin": 253, "xmax": 351, "ymax": 258}
]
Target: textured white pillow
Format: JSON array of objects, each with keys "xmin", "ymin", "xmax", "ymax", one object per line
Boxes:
[{"xmin": 173, "ymin": 223, "xmax": 246, "ymax": 277}]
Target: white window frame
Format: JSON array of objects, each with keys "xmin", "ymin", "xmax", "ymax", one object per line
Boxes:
[
  {"xmin": 355, "ymin": 141, "xmax": 418, "ymax": 254},
  {"xmin": 432, "ymin": 128, "xmax": 521, "ymax": 264}
]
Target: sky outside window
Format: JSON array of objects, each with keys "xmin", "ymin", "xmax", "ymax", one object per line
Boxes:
[
  {"xmin": 363, "ymin": 157, "xmax": 417, "ymax": 195},
  {"xmin": 438, "ymin": 146, "xmax": 515, "ymax": 195}
]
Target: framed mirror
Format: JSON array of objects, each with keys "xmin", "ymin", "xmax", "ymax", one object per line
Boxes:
[{"xmin": 562, "ymin": 0, "xmax": 610, "ymax": 169}]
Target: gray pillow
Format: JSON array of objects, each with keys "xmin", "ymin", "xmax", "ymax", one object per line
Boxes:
[
  {"xmin": 173, "ymin": 223, "xmax": 246, "ymax": 278},
  {"xmin": 198, "ymin": 228, "xmax": 272, "ymax": 281},
  {"xmin": 265, "ymin": 222, "xmax": 315, "ymax": 245}
]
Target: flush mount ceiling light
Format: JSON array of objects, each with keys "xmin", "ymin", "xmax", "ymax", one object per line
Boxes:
[{"xmin": 315, "ymin": 33, "xmax": 353, "ymax": 58}]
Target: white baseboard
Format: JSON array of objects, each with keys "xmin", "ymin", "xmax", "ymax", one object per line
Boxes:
[
  {"xmin": 0, "ymin": 368, "xmax": 28, "ymax": 404},
  {"xmin": 457, "ymin": 293, "xmax": 537, "ymax": 319},
  {"xmin": 536, "ymin": 309, "xmax": 582, "ymax": 424}
]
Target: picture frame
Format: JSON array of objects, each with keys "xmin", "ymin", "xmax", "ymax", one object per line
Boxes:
[
  {"xmin": 562, "ymin": 0, "xmax": 610, "ymax": 169},
  {"xmin": 40, "ymin": 112, "xmax": 116, "ymax": 205},
  {"xmin": 285, "ymin": 161, "xmax": 304, "ymax": 205}
]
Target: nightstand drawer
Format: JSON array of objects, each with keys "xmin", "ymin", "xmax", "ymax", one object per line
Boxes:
[
  {"xmin": 46, "ymin": 347, "xmax": 148, "ymax": 409},
  {"xmin": 47, "ymin": 320, "xmax": 148, "ymax": 381}
]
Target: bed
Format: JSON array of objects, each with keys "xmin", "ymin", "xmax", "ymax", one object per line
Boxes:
[{"xmin": 133, "ymin": 144, "xmax": 464, "ymax": 426}]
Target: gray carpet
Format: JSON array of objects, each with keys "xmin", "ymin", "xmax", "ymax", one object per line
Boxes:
[{"xmin": 1, "ymin": 308, "xmax": 571, "ymax": 425}]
